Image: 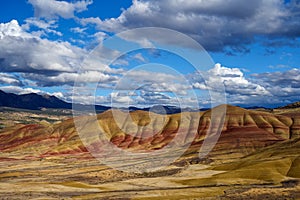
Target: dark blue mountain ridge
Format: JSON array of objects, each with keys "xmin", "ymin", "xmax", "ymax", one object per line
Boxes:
[{"xmin": 0, "ymin": 90, "xmax": 298, "ymax": 114}]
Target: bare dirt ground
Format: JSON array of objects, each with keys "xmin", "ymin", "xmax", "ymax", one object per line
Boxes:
[{"xmin": 1, "ymin": 154, "xmax": 300, "ymax": 199}]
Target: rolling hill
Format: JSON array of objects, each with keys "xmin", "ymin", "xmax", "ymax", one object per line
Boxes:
[
  {"xmin": 1, "ymin": 104, "xmax": 300, "ymax": 199},
  {"xmin": 1, "ymin": 105, "xmax": 300, "ymax": 161}
]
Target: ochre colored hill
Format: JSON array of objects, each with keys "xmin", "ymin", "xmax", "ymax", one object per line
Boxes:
[
  {"xmin": 188, "ymin": 105, "xmax": 299, "ymax": 161},
  {"xmin": 184, "ymin": 137, "xmax": 300, "ymax": 186},
  {"xmin": 169, "ymin": 137, "xmax": 300, "ymax": 199},
  {"xmin": 1, "ymin": 105, "xmax": 300, "ymax": 199},
  {"xmin": 1, "ymin": 105, "xmax": 300, "ymax": 162}
]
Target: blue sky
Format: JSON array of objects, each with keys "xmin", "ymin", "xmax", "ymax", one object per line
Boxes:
[{"xmin": 0, "ymin": 0, "xmax": 300, "ymax": 108}]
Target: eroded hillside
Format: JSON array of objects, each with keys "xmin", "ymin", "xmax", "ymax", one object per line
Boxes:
[{"xmin": 1, "ymin": 105, "xmax": 300, "ymax": 199}]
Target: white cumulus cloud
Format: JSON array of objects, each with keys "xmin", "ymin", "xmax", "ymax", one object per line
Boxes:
[{"xmin": 28, "ymin": 0, "xmax": 93, "ymax": 19}]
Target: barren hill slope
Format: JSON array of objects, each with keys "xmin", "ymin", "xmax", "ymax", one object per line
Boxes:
[
  {"xmin": 1, "ymin": 105, "xmax": 300, "ymax": 199},
  {"xmin": 1, "ymin": 105, "xmax": 299, "ymax": 163}
]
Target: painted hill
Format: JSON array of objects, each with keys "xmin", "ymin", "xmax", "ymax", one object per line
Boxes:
[
  {"xmin": 1, "ymin": 105, "xmax": 300, "ymax": 163},
  {"xmin": 173, "ymin": 137, "xmax": 300, "ymax": 199},
  {"xmin": 1, "ymin": 104, "xmax": 300, "ymax": 199}
]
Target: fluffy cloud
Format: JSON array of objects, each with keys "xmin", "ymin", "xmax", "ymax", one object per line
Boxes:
[
  {"xmin": 252, "ymin": 68, "xmax": 300, "ymax": 88},
  {"xmin": 23, "ymin": 18, "xmax": 62, "ymax": 37},
  {"xmin": 252, "ymin": 68, "xmax": 300, "ymax": 102},
  {"xmin": 82, "ymin": 0, "xmax": 300, "ymax": 52},
  {"xmin": 0, "ymin": 20, "xmax": 121, "ymax": 89},
  {"xmin": 137, "ymin": 91, "xmax": 172, "ymax": 105},
  {"xmin": 28, "ymin": 0, "xmax": 93, "ymax": 19},
  {"xmin": 193, "ymin": 63, "xmax": 270, "ymax": 95},
  {"xmin": 192, "ymin": 63, "xmax": 272, "ymax": 105},
  {"xmin": 70, "ymin": 93, "xmax": 109, "ymax": 105},
  {"xmin": 210, "ymin": 64, "xmax": 270, "ymax": 96},
  {"xmin": 88, "ymin": 64, "xmax": 300, "ymax": 107},
  {"xmin": 191, "ymin": 63, "xmax": 300, "ymax": 106},
  {"xmin": 1, "ymin": 0, "xmax": 299, "ymax": 108},
  {"xmin": 24, "ymin": 71, "xmax": 118, "ymax": 87},
  {"xmin": 0, "ymin": 20, "xmax": 83, "ymax": 74},
  {"xmin": 110, "ymin": 92, "xmax": 135, "ymax": 104},
  {"xmin": 0, "ymin": 20, "xmax": 31, "ymax": 39},
  {"xmin": 0, "ymin": 73, "xmax": 22, "ymax": 86},
  {"xmin": 70, "ymin": 27, "xmax": 87, "ymax": 34},
  {"xmin": 120, "ymin": 70, "xmax": 180, "ymax": 85},
  {"xmin": 114, "ymin": 69, "xmax": 192, "ymax": 95}
]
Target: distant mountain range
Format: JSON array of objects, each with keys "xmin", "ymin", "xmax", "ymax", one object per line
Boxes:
[
  {"xmin": 0, "ymin": 90, "xmax": 110, "ymax": 112},
  {"xmin": 0, "ymin": 90, "xmax": 71, "ymax": 110},
  {"xmin": 279, "ymin": 101, "xmax": 300, "ymax": 109},
  {"xmin": 0, "ymin": 90, "xmax": 299, "ymax": 113},
  {"xmin": 0, "ymin": 90, "xmax": 189, "ymax": 114}
]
